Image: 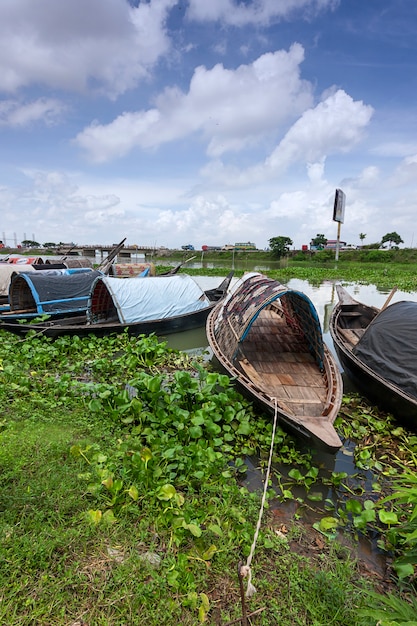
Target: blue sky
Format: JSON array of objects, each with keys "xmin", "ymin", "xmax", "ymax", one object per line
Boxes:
[{"xmin": 1, "ymin": 0, "xmax": 416, "ymax": 250}]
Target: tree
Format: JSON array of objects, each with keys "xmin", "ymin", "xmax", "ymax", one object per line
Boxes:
[
  {"xmin": 269, "ymin": 236, "xmax": 293, "ymax": 258},
  {"xmin": 380, "ymin": 232, "xmax": 404, "ymax": 249},
  {"xmin": 43, "ymin": 242, "xmax": 57, "ymax": 249},
  {"xmin": 359, "ymin": 233, "xmax": 366, "ymax": 245},
  {"xmin": 21, "ymin": 239, "xmax": 41, "ymax": 248},
  {"xmin": 311, "ymin": 234, "xmax": 327, "ymax": 250}
]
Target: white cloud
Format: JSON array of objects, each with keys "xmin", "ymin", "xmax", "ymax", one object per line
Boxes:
[
  {"xmin": 371, "ymin": 142, "xmax": 417, "ymax": 158},
  {"xmin": 0, "ymin": 98, "xmax": 66, "ymax": 127},
  {"xmin": 186, "ymin": 0, "xmax": 339, "ymax": 27},
  {"xmin": 198, "ymin": 90, "xmax": 373, "ymax": 189},
  {"xmin": 0, "ymin": 0, "xmax": 176, "ymax": 97},
  {"xmin": 75, "ymin": 44, "xmax": 313, "ymax": 162},
  {"xmin": 265, "ymin": 90, "xmax": 374, "ymax": 172},
  {"xmin": 390, "ymin": 154, "xmax": 417, "ymax": 186}
]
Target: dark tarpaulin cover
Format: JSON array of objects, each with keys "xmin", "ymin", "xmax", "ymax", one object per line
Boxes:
[
  {"xmin": 353, "ymin": 301, "xmax": 417, "ymax": 399},
  {"xmin": 12, "ymin": 270, "xmax": 102, "ymax": 313}
]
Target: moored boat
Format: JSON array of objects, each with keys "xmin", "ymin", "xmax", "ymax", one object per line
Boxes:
[
  {"xmin": 206, "ymin": 272, "xmax": 343, "ymax": 451},
  {"xmin": 330, "ymin": 283, "xmax": 417, "ymax": 428},
  {"xmin": 0, "ymin": 269, "xmax": 103, "ymax": 321},
  {"xmin": 0, "ymin": 272, "xmax": 234, "ymax": 339}
]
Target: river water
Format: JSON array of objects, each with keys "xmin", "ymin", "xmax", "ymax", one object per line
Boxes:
[{"xmin": 165, "ymin": 273, "xmax": 417, "ymax": 357}]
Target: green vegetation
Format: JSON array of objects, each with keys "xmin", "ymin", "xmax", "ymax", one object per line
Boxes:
[
  {"xmin": 158, "ymin": 250, "xmax": 417, "ymax": 293},
  {"xmin": 2, "ymin": 259, "xmax": 417, "ymax": 624},
  {"xmin": 1, "ymin": 322, "xmax": 417, "ymax": 624},
  {"xmin": 380, "ymin": 232, "xmax": 404, "ymax": 249},
  {"xmin": 310, "ymin": 233, "xmax": 327, "ymax": 249},
  {"xmin": 268, "ymin": 236, "xmax": 293, "ymax": 258}
]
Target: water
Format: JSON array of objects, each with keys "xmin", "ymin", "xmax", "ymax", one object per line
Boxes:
[{"xmin": 164, "ymin": 274, "xmax": 417, "ymax": 367}]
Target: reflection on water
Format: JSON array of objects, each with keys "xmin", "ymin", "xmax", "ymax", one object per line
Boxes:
[{"xmin": 163, "ymin": 326, "xmax": 212, "ymax": 360}]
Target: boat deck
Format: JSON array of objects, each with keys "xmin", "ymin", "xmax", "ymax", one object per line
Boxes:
[
  {"xmin": 338, "ymin": 326, "xmax": 365, "ymax": 346},
  {"xmin": 236, "ymin": 307, "xmax": 328, "ymax": 417}
]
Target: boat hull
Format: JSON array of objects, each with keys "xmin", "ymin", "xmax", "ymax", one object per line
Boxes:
[
  {"xmin": 1, "ymin": 304, "xmax": 216, "ymax": 339},
  {"xmin": 330, "ymin": 284, "xmax": 417, "ymax": 429},
  {"xmin": 0, "ymin": 272, "xmax": 234, "ymax": 340},
  {"xmin": 206, "ymin": 273, "xmax": 343, "ymax": 452}
]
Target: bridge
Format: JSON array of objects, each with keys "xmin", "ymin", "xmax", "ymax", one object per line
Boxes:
[{"xmin": 56, "ymin": 244, "xmax": 159, "ymax": 260}]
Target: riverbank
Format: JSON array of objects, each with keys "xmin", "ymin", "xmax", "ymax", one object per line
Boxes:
[{"xmin": 1, "ymin": 320, "xmax": 417, "ymax": 623}]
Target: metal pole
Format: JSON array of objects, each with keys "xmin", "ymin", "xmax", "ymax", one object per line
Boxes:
[{"xmin": 335, "ymin": 222, "xmax": 341, "ymax": 262}]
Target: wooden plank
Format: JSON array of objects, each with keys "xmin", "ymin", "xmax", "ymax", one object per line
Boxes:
[
  {"xmin": 339, "ymin": 328, "xmax": 361, "ymax": 345},
  {"xmin": 239, "ymin": 359, "xmax": 264, "ymax": 387}
]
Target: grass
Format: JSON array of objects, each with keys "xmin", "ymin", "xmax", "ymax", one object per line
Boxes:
[
  {"xmin": 2, "ymin": 260, "xmax": 417, "ymax": 624},
  {"xmin": 0, "ymin": 424, "xmax": 372, "ymax": 625}
]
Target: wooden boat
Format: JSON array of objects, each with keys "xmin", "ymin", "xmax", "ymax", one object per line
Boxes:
[
  {"xmin": 0, "ymin": 269, "xmax": 104, "ymax": 321},
  {"xmin": 0, "ymin": 272, "xmax": 234, "ymax": 339},
  {"xmin": 0, "ymin": 238, "xmax": 125, "ymax": 308},
  {"xmin": 330, "ymin": 283, "xmax": 417, "ymax": 428},
  {"xmin": 206, "ymin": 272, "xmax": 343, "ymax": 451}
]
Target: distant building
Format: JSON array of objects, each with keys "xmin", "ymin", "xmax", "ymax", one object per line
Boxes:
[
  {"xmin": 234, "ymin": 242, "xmax": 256, "ymax": 250},
  {"xmin": 324, "ymin": 240, "xmax": 346, "ymax": 250},
  {"xmin": 310, "ymin": 239, "xmax": 347, "ymax": 251}
]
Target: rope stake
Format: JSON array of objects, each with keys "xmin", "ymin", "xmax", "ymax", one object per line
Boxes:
[{"xmin": 240, "ymin": 398, "xmax": 279, "ymax": 597}]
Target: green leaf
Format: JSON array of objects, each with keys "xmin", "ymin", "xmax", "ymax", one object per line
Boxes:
[
  {"xmin": 189, "ymin": 425, "xmax": 203, "ymax": 438},
  {"xmin": 307, "ymin": 492, "xmax": 323, "ymax": 502},
  {"xmin": 200, "ymin": 592, "xmax": 210, "ymax": 612},
  {"xmin": 208, "ymin": 524, "xmax": 223, "ymax": 537},
  {"xmin": 378, "ymin": 510, "xmax": 399, "ymax": 526},
  {"xmin": 88, "ymin": 398, "xmax": 102, "ymax": 412},
  {"xmin": 127, "ymin": 485, "xmax": 139, "ymax": 501},
  {"xmin": 202, "ymin": 545, "xmax": 217, "ymax": 560},
  {"xmin": 70, "ymin": 444, "xmax": 82, "ymax": 457},
  {"xmin": 102, "ymin": 509, "xmax": 117, "ymax": 525},
  {"xmin": 318, "ymin": 516, "xmax": 339, "ymax": 532},
  {"xmin": 183, "ymin": 522, "xmax": 202, "ymax": 537},
  {"xmin": 198, "ymin": 604, "xmax": 207, "ymax": 623},
  {"xmin": 346, "ymin": 499, "xmax": 362, "ymax": 515},
  {"xmin": 157, "ymin": 484, "xmax": 177, "ymax": 501},
  {"xmin": 191, "ymin": 411, "xmax": 206, "ymax": 426},
  {"xmin": 236, "ymin": 421, "xmax": 251, "ymax": 435},
  {"xmin": 394, "ymin": 561, "xmax": 414, "ymax": 580},
  {"xmin": 288, "ymin": 469, "xmax": 304, "ymax": 481},
  {"xmin": 87, "ymin": 509, "xmax": 102, "ymax": 525},
  {"xmin": 141, "ymin": 447, "xmax": 152, "ymax": 466},
  {"xmin": 147, "ymin": 377, "xmax": 161, "ymax": 393},
  {"xmin": 101, "ymin": 476, "xmax": 114, "ymax": 490}
]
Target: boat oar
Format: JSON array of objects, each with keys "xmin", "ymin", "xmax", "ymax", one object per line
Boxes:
[
  {"xmin": 97, "ymin": 238, "xmax": 127, "ymax": 274},
  {"xmin": 381, "ymin": 286, "xmax": 397, "ymax": 310},
  {"xmin": 59, "ymin": 245, "xmax": 76, "ymax": 262},
  {"xmin": 169, "ymin": 255, "xmax": 197, "ymax": 274}
]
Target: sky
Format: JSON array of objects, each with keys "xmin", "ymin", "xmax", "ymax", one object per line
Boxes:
[{"xmin": 1, "ymin": 0, "xmax": 416, "ymax": 251}]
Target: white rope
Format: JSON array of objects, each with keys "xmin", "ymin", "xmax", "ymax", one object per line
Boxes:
[{"xmin": 240, "ymin": 398, "xmax": 279, "ymax": 597}]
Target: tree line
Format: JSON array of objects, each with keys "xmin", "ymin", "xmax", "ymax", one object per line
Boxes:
[{"xmin": 269, "ymin": 232, "xmax": 404, "ymax": 258}]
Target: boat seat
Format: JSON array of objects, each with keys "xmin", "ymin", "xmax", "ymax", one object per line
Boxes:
[
  {"xmin": 339, "ymin": 328, "xmax": 365, "ymax": 345},
  {"xmin": 339, "ymin": 311, "xmax": 362, "ymax": 317}
]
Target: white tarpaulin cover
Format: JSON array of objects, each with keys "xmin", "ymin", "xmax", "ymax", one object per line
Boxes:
[
  {"xmin": 90, "ymin": 274, "xmax": 211, "ymax": 324},
  {"xmin": 0, "ymin": 265, "xmax": 35, "ymax": 296}
]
